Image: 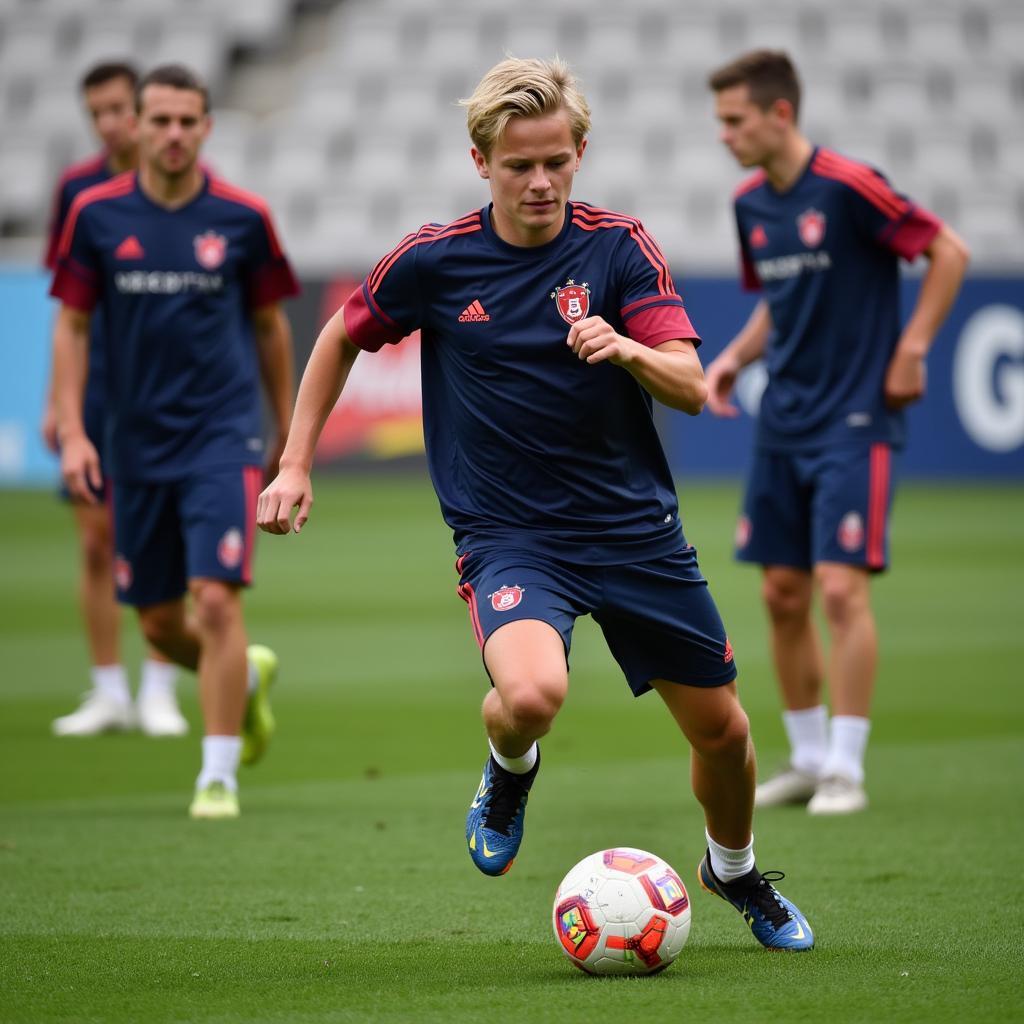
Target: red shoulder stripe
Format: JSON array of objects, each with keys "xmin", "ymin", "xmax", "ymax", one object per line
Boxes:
[
  {"xmin": 571, "ymin": 207, "xmax": 673, "ymax": 296},
  {"xmin": 57, "ymin": 153, "xmax": 107, "ymax": 189},
  {"xmin": 208, "ymin": 177, "xmax": 284, "ymax": 259},
  {"xmin": 56, "ymin": 172, "xmax": 135, "ymax": 261},
  {"xmin": 813, "ymin": 150, "xmax": 907, "ymax": 219},
  {"xmin": 368, "ymin": 212, "xmax": 481, "ymax": 294},
  {"xmin": 733, "ymin": 170, "xmax": 767, "ymax": 198}
]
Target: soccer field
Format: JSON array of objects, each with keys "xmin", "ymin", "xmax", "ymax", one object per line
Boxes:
[{"xmin": 1, "ymin": 476, "xmax": 1022, "ymax": 1023}]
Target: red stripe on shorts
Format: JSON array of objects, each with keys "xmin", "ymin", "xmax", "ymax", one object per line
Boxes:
[
  {"xmin": 457, "ymin": 581, "xmax": 484, "ymax": 649},
  {"xmin": 867, "ymin": 443, "xmax": 890, "ymax": 569},
  {"xmin": 242, "ymin": 465, "xmax": 262, "ymax": 584}
]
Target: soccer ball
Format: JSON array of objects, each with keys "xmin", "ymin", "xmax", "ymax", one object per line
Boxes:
[{"xmin": 552, "ymin": 847, "xmax": 691, "ymax": 975}]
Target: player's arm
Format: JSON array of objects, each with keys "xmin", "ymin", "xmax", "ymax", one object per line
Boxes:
[
  {"xmin": 250, "ymin": 303, "xmax": 295, "ymax": 480},
  {"xmin": 566, "ymin": 318, "xmax": 707, "ymax": 415},
  {"xmin": 703, "ymin": 300, "xmax": 772, "ymax": 418},
  {"xmin": 52, "ymin": 304, "xmax": 101, "ymax": 503},
  {"xmin": 40, "ymin": 182, "xmax": 72, "ymax": 453},
  {"xmin": 885, "ymin": 224, "xmax": 970, "ymax": 409},
  {"xmin": 257, "ymin": 306, "xmax": 361, "ymax": 535}
]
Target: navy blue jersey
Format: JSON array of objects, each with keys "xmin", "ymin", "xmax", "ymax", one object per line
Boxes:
[
  {"xmin": 344, "ymin": 201, "xmax": 699, "ymax": 565},
  {"xmin": 50, "ymin": 172, "xmax": 299, "ymax": 481},
  {"xmin": 734, "ymin": 146, "xmax": 941, "ymax": 451},
  {"xmin": 45, "ymin": 153, "xmax": 114, "ymax": 422}
]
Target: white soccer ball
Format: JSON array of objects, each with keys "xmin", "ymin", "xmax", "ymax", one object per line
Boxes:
[{"xmin": 552, "ymin": 847, "xmax": 692, "ymax": 975}]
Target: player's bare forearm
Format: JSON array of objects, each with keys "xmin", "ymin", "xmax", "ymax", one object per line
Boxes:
[
  {"xmin": 725, "ymin": 299, "xmax": 772, "ymax": 367},
  {"xmin": 52, "ymin": 305, "xmax": 90, "ymax": 445},
  {"xmin": 252, "ymin": 304, "xmax": 295, "ymax": 438},
  {"xmin": 279, "ymin": 306, "xmax": 360, "ymax": 474},
  {"xmin": 895, "ymin": 225, "xmax": 971, "ymax": 359},
  {"xmin": 625, "ymin": 340, "xmax": 708, "ymax": 415}
]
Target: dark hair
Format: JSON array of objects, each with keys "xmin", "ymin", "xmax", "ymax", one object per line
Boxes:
[
  {"xmin": 80, "ymin": 61, "xmax": 138, "ymax": 93},
  {"xmin": 707, "ymin": 49, "xmax": 801, "ymax": 120},
  {"xmin": 136, "ymin": 63, "xmax": 210, "ymax": 113}
]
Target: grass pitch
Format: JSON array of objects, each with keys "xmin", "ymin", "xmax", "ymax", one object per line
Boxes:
[{"xmin": 1, "ymin": 476, "xmax": 1022, "ymax": 1023}]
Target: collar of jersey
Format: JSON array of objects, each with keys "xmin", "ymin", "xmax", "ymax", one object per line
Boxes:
[
  {"xmin": 479, "ymin": 201, "xmax": 575, "ymax": 260},
  {"xmin": 133, "ymin": 170, "xmax": 211, "ymax": 214}
]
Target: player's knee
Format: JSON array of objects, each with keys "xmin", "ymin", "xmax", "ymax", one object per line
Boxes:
[
  {"xmin": 80, "ymin": 524, "xmax": 112, "ymax": 578},
  {"xmin": 190, "ymin": 581, "xmax": 241, "ymax": 636},
  {"xmin": 139, "ymin": 605, "xmax": 180, "ymax": 653},
  {"xmin": 762, "ymin": 573, "xmax": 811, "ymax": 623},
  {"xmin": 817, "ymin": 568, "xmax": 868, "ymax": 628},
  {"xmin": 501, "ymin": 677, "xmax": 565, "ymax": 735},
  {"xmin": 691, "ymin": 703, "xmax": 750, "ymax": 762}
]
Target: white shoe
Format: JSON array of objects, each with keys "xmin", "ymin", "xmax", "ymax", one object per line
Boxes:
[
  {"xmin": 807, "ymin": 775, "xmax": 868, "ymax": 815},
  {"xmin": 754, "ymin": 764, "xmax": 819, "ymax": 808},
  {"xmin": 52, "ymin": 691, "xmax": 136, "ymax": 736},
  {"xmin": 137, "ymin": 692, "xmax": 189, "ymax": 737}
]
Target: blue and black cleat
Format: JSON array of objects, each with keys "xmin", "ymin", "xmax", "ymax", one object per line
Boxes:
[{"xmin": 465, "ymin": 749, "xmax": 540, "ymax": 876}]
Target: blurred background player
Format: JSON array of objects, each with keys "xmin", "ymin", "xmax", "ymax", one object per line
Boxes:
[
  {"xmin": 704, "ymin": 50, "xmax": 969, "ymax": 814},
  {"xmin": 50, "ymin": 63, "xmax": 299, "ymax": 818},
  {"xmin": 258, "ymin": 56, "xmax": 814, "ymax": 951},
  {"xmin": 43, "ymin": 61, "xmax": 185, "ymax": 739}
]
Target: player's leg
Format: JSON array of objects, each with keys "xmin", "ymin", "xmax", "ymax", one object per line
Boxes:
[
  {"xmin": 52, "ymin": 501, "xmax": 134, "ymax": 736},
  {"xmin": 456, "ymin": 552, "xmax": 583, "ymax": 875},
  {"xmin": 805, "ymin": 442, "xmax": 892, "ymax": 814},
  {"xmin": 599, "ymin": 551, "xmax": 812, "ymax": 950},
  {"xmin": 737, "ymin": 450, "xmax": 826, "ymax": 805}
]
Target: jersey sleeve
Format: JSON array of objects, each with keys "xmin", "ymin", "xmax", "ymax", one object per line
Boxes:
[
  {"xmin": 838, "ymin": 165, "xmax": 941, "ymax": 260},
  {"xmin": 616, "ymin": 223, "xmax": 700, "ymax": 349},
  {"xmin": 244, "ymin": 207, "xmax": 301, "ymax": 307},
  {"xmin": 734, "ymin": 207, "xmax": 762, "ymax": 291},
  {"xmin": 343, "ymin": 232, "xmax": 423, "ymax": 353},
  {"xmin": 49, "ymin": 200, "xmax": 101, "ymax": 312},
  {"xmin": 43, "ymin": 179, "xmax": 74, "ymax": 272}
]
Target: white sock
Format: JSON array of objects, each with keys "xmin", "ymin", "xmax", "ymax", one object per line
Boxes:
[
  {"xmin": 821, "ymin": 715, "xmax": 870, "ymax": 784},
  {"xmin": 137, "ymin": 658, "xmax": 178, "ymax": 703},
  {"xmin": 706, "ymin": 829, "xmax": 755, "ymax": 883},
  {"xmin": 783, "ymin": 705, "xmax": 828, "ymax": 775},
  {"xmin": 91, "ymin": 664, "xmax": 131, "ymax": 704},
  {"xmin": 196, "ymin": 735, "xmax": 242, "ymax": 792},
  {"xmin": 488, "ymin": 739, "xmax": 538, "ymax": 775}
]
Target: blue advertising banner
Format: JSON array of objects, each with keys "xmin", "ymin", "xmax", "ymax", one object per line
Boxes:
[{"xmin": 664, "ymin": 277, "xmax": 1024, "ymax": 479}]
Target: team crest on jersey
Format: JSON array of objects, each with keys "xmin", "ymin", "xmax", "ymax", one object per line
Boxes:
[
  {"xmin": 489, "ymin": 585, "xmax": 525, "ymax": 612},
  {"xmin": 550, "ymin": 279, "xmax": 591, "ymax": 325},
  {"xmin": 749, "ymin": 224, "xmax": 768, "ymax": 249},
  {"xmin": 194, "ymin": 231, "xmax": 228, "ymax": 270},
  {"xmin": 218, "ymin": 527, "xmax": 244, "ymax": 569},
  {"xmin": 797, "ymin": 208, "xmax": 826, "ymax": 248},
  {"xmin": 114, "ymin": 555, "xmax": 133, "ymax": 592},
  {"xmin": 837, "ymin": 512, "xmax": 864, "ymax": 552}
]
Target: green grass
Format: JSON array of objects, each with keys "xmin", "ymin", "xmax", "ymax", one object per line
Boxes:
[{"xmin": 1, "ymin": 477, "xmax": 1022, "ymax": 1023}]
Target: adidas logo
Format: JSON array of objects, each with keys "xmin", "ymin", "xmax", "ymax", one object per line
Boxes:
[
  {"xmin": 114, "ymin": 235, "xmax": 145, "ymax": 260},
  {"xmin": 458, "ymin": 299, "xmax": 490, "ymax": 323}
]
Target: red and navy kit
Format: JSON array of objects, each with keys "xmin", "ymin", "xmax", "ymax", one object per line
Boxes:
[
  {"xmin": 50, "ymin": 171, "xmax": 299, "ymax": 604},
  {"xmin": 45, "ymin": 153, "xmax": 114, "ymax": 461},
  {"xmin": 50, "ymin": 171, "xmax": 298, "ymax": 481},
  {"xmin": 732, "ymin": 147, "xmax": 941, "ymax": 571},
  {"xmin": 345, "ymin": 201, "xmax": 737, "ymax": 693}
]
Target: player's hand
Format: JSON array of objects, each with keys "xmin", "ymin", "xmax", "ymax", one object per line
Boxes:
[
  {"xmin": 885, "ymin": 348, "xmax": 926, "ymax": 409},
  {"xmin": 257, "ymin": 464, "xmax": 313, "ymax": 535},
  {"xmin": 40, "ymin": 404, "xmax": 59, "ymax": 453},
  {"xmin": 61, "ymin": 434, "xmax": 102, "ymax": 504},
  {"xmin": 704, "ymin": 354, "xmax": 741, "ymax": 418},
  {"xmin": 566, "ymin": 317, "xmax": 637, "ymax": 366}
]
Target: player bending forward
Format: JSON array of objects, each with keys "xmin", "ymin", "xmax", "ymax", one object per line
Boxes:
[{"xmin": 259, "ymin": 57, "xmax": 813, "ymax": 949}]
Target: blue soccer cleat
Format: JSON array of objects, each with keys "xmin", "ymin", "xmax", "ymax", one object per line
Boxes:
[
  {"xmin": 465, "ymin": 749, "xmax": 540, "ymax": 876},
  {"xmin": 698, "ymin": 850, "xmax": 814, "ymax": 951}
]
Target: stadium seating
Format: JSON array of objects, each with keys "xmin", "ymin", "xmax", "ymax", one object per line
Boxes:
[{"xmin": 0, "ymin": 0, "xmax": 1020, "ymax": 271}]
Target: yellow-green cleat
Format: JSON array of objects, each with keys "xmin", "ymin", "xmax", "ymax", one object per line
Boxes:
[
  {"xmin": 189, "ymin": 781, "xmax": 240, "ymax": 819},
  {"xmin": 242, "ymin": 644, "xmax": 278, "ymax": 766}
]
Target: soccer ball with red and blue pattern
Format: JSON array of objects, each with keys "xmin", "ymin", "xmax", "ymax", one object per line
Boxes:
[{"xmin": 552, "ymin": 847, "xmax": 691, "ymax": 975}]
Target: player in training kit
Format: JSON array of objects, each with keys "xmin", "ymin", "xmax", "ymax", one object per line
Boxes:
[
  {"xmin": 44, "ymin": 62, "xmax": 186, "ymax": 740},
  {"xmin": 50, "ymin": 64, "xmax": 299, "ymax": 819},
  {"xmin": 258, "ymin": 57, "xmax": 813, "ymax": 950},
  {"xmin": 705, "ymin": 51, "xmax": 968, "ymax": 814}
]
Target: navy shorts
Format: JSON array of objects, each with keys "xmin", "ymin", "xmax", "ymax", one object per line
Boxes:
[
  {"xmin": 111, "ymin": 466, "xmax": 263, "ymax": 607},
  {"xmin": 454, "ymin": 547, "xmax": 738, "ymax": 697},
  {"xmin": 735, "ymin": 443, "xmax": 895, "ymax": 572}
]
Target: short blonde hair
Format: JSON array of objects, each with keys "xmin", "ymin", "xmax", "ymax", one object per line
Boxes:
[{"xmin": 460, "ymin": 56, "xmax": 591, "ymax": 158}]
